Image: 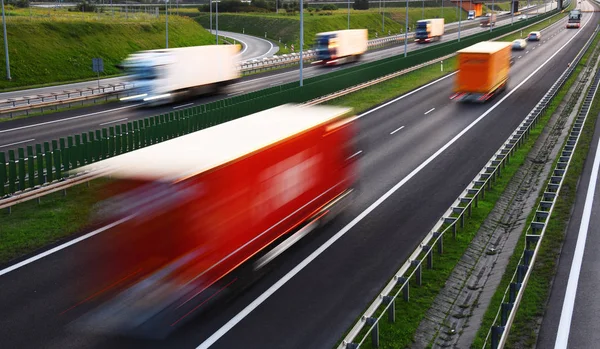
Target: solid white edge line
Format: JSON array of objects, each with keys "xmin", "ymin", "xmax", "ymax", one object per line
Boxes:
[
  {"xmin": 173, "ymin": 103, "xmax": 194, "ymax": 110},
  {"xmin": 390, "ymin": 126, "xmax": 405, "ymax": 135},
  {"xmin": 553, "ymin": 137, "xmax": 600, "ymax": 348},
  {"xmin": 0, "ymin": 215, "xmax": 135, "ymax": 277},
  {"xmin": 99, "ymin": 118, "xmax": 128, "ymax": 126},
  {"xmin": 0, "ymin": 138, "xmax": 35, "ymax": 148},
  {"xmin": 0, "ymin": 104, "xmax": 142, "ymax": 134},
  {"xmin": 196, "ymin": 21, "xmax": 585, "ymax": 349}
]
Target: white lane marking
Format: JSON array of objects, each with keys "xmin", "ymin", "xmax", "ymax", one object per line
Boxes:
[
  {"xmin": 0, "ymin": 104, "xmax": 141, "ymax": 134},
  {"xmin": 196, "ymin": 15, "xmax": 589, "ymax": 349},
  {"xmin": 533, "ymin": 47, "xmax": 536, "ymax": 50},
  {"xmin": 0, "ymin": 138, "xmax": 35, "ymax": 148},
  {"xmin": 0, "ymin": 215, "xmax": 134, "ymax": 277},
  {"xmin": 357, "ymin": 73, "xmax": 457, "ymax": 120},
  {"xmin": 99, "ymin": 118, "xmax": 128, "ymax": 126},
  {"xmin": 424, "ymin": 108, "xmax": 435, "ymax": 115},
  {"xmin": 554, "ymin": 138, "xmax": 600, "ymax": 349},
  {"xmin": 519, "ymin": 56, "xmax": 523, "ymax": 59},
  {"xmin": 173, "ymin": 103, "xmax": 194, "ymax": 109},
  {"xmin": 390, "ymin": 126, "xmax": 405, "ymax": 135},
  {"xmin": 526, "ymin": 51, "xmax": 530, "ymax": 54}
]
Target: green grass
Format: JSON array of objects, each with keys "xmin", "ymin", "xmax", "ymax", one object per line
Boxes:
[
  {"xmin": 0, "ymin": 11, "xmax": 217, "ymax": 90},
  {"xmin": 0, "ymin": 179, "xmax": 108, "ymax": 265},
  {"xmin": 195, "ymin": 7, "xmax": 465, "ymax": 53},
  {"xmin": 472, "ymin": 27, "xmax": 600, "ymax": 349}
]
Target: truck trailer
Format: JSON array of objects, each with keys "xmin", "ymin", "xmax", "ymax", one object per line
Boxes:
[
  {"xmin": 120, "ymin": 45, "xmax": 241, "ymax": 106},
  {"xmin": 480, "ymin": 13, "xmax": 497, "ymax": 27},
  {"xmin": 451, "ymin": 41, "xmax": 512, "ymax": 102},
  {"xmin": 71, "ymin": 104, "xmax": 360, "ymax": 338},
  {"xmin": 313, "ymin": 29, "xmax": 368, "ymax": 66},
  {"xmin": 415, "ymin": 18, "xmax": 445, "ymax": 43}
]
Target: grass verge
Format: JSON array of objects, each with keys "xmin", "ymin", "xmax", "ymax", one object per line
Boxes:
[
  {"xmin": 472, "ymin": 28, "xmax": 600, "ymax": 349},
  {"xmin": 0, "ymin": 179, "xmax": 107, "ymax": 265}
]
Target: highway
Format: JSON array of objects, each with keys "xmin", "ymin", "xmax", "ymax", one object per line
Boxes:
[
  {"xmin": 536, "ymin": 55, "xmax": 600, "ymax": 349},
  {"xmin": 0, "ymin": 3, "xmax": 595, "ymax": 348},
  {"xmin": 0, "ymin": 4, "xmax": 556, "ymax": 153}
]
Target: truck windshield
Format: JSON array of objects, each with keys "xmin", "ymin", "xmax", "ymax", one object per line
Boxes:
[
  {"xmin": 315, "ymin": 37, "xmax": 330, "ymax": 51},
  {"xmin": 127, "ymin": 65, "xmax": 158, "ymax": 80}
]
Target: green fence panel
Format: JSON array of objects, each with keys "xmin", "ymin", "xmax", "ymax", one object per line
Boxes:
[
  {"xmin": 45, "ymin": 150, "xmax": 53, "ymax": 183},
  {"xmin": 8, "ymin": 157, "xmax": 16, "ymax": 194},
  {"xmin": 74, "ymin": 135, "xmax": 82, "ymax": 167},
  {"xmin": 81, "ymin": 133, "xmax": 89, "ymax": 164},
  {"xmin": 27, "ymin": 146, "xmax": 34, "ymax": 188},
  {"xmin": 88, "ymin": 132, "xmax": 95, "ymax": 162},
  {"xmin": 54, "ymin": 149, "xmax": 62, "ymax": 179},
  {"xmin": 36, "ymin": 144, "xmax": 44, "ymax": 186},
  {"xmin": 115, "ymin": 125, "xmax": 122, "ymax": 155},
  {"xmin": 94, "ymin": 130, "xmax": 101, "ymax": 161},
  {"xmin": 0, "ymin": 152, "xmax": 6, "ymax": 196},
  {"xmin": 17, "ymin": 148, "xmax": 25, "ymax": 191}
]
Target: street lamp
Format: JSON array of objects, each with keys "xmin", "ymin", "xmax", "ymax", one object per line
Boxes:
[
  {"xmin": 216, "ymin": 0, "xmax": 220, "ymax": 45},
  {"xmin": 1, "ymin": 0, "xmax": 9, "ymax": 80},
  {"xmin": 458, "ymin": 0, "xmax": 462, "ymax": 42},
  {"xmin": 210, "ymin": 0, "xmax": 212, "ymax": 34},
  {"xmin": 348, "ymin": 0, "xmax": 350, "ymax": 29},
  {"xmin": 404, "ymin": 0, "xmax": 408, "ymax": 57},
  {"xmin": 165, "ymin": 0, "xmax": 169, "ymax": 48},
  {"xmin": 490, "ymin": 0, "xmax": 494, "ymax": 33},
  {"xmin": 300, "ymin": 0, "xmax": 304, "ymax": 86}
]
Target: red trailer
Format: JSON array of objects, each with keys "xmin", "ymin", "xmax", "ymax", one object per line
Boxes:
[{"xmin": 73, "ymin": 104, "xmax": 359, "ymax": 337}]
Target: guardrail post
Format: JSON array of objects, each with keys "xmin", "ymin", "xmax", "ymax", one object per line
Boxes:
[
  {"xmin": 524, "ymin": 249, "xmax": 535, "ymax": 266},
  {"xmin": 411, "ymin": 260, "xmax": 422, "ymax": 286},
  {"xmin": 433, "ymin": 232, "xmax": 443, "ymax": 254},
  {"xmin": 501, "ymin": 302, "xmax": 513, "ymax": 326},
  {"xmin": 27, "ymin": 146, "xmax": 34, "ymax": 189},
  {"xmin": 36, "ymin": 144, "xmax": 44, "ymax": 186},
  {"xmin": 0, "ymin": 152, "xmax": 6, "ymax": 197},
  {"xmin": 8, "ymin": 150, "xmax": 16, "ymax": 194},
  {"xmin": 16, "ymin": 148, "xmax": 25, "ymax": 191},
  {"xmin": 397, "ymin": 276, "xmax": 409, "ymax": 301},
  {"xmin": 383, "ymin": 296, "xmax": 395, "ymax": 323},
  {"xmin": 517, "ymin": 264, "xmax": 528, "ymax": 284},
  {"xmin": 365, "ymin": 317, "xmax": 379, "ymax": 348},
  {"xmin": 509, "ymin": 282, "xmax": 520, "ymax": 304},
  {"xmin": 468, "ymin": 200, "xmax": 473, "ymax": 217},
  {"xmin": 491, "ymin": 325, "xmax": 504, "ymax": 349},
  {"xmin": 460, "ymin": 212, "xmax": 465, "ymax": 229},
  {"xmin": 424, "ymin": 245, "xmax": 433, "ymax": 269}
]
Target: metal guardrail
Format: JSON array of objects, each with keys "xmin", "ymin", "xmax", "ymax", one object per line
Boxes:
[
  {"xmin": 483, "ymin": 24, "xmax": 600, "ymax": 349},
  {"xmin": 337, "ymin": 7, "xmax": 575, "ymax": 349}
]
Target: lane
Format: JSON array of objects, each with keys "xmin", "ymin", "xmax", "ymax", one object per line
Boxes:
[
  {"xmin": 0, "ymin": 5, "xmax": 591, "ymax": 349},
  {"xmin": 0, "ymin": 3, "xmax": 558, "ymax": 153},
  {"xmin": 214, "ymin": 30, "xmax": 280, "ymax": 60}
]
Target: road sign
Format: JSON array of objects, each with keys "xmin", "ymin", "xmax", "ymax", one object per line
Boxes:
[{"xmin": 92, "ymin": 58, "xmax": 104, "ymax": 73}]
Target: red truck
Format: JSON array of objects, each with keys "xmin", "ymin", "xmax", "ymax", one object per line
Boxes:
[{"xmin": 72, "ymin": 104, "xmax": 359, "ymax": 337}]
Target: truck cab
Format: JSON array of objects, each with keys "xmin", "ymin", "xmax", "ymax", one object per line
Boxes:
[{"xmin": 467, "ymin": 10, "xmax": 476, "ymax": 20}]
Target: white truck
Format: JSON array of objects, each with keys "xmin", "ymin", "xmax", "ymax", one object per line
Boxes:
[
  {"xmin": 415, "ymin": 18, "xmax": 445, "ymax": 43},
  {"xmin": 467, "ymin": 10, "xmax": 476, "ymax": 20},
  {"xmin": 313, "ymin": 29, "xmax": 368, "ymax": 66},
  {"xmin": 120, "ymin": 45, "xmax": 241, "ymax": 106}
]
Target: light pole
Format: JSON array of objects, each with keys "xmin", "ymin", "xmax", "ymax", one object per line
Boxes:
[
  {"xmin": 511, "ymin": 0, "xmax": 514, "ymax": 24},
  {"xmin": 404, "ymin": 0, "xmax": 408, "ymax": 57},
  {"xmin": 165, "ymin": 0, "xmax": 169, "ymax": 48},
  {"xmin": 1, "ymin": 0, "xmax": 9, "ymax": 80},
  {"xmin": 382, "ymin": 0, "xmax": 385, "ymax": 33},
  {"xmin": 216, "ymin": 0, "xmax": 219, "ymax": 45},
  {"xmin": 422, "ymin": 0, "xmax": 424, "ymax": 18},
  {"xmin": 348, "ymin": 0, "xmax": 350, "ymax": 29},
  {"xmin": 300, "ymin": 0, "xmax": 304, "ymax": 86},
  {"xmin": 490, "ymin": 0, "xmax": 494, "ymax": 32},
  {"xmin": 458, "ymin": 0, "xmax": 462, "ymax": 41},
  {"xmin": 210, "ymin": 0, "xmax": 212, "ymax": 35}
]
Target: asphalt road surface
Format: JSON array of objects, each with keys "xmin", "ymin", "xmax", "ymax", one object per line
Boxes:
[{"xmin": 0, "ymin": 3, "xmax": 596, "ymax": 349}]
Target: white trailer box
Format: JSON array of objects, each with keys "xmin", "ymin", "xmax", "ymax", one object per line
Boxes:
[
  {"xmin": 122, "ymin": 45, "xmax": 241, "ymax": 105},
  {"xmin": 314, "ymin": 29, "xmax": 368, "ymax": 65},
  {"xmin": 415, "ymin": 18, "xmax": 445, "ymax": 43}
]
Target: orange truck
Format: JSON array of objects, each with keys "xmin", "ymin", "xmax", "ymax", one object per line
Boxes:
[
  {"xmin": 451, "ymin": 41, "xmax": 512, "ymax": 103},
  {"xmin": 72, "ymin": 104, "xmax": 360, "ymax": 338}
]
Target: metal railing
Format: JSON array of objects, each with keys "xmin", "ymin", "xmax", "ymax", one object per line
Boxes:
[{"xmin": 483, "ymin": 24, "xmax": 600, "ymax": 349}]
